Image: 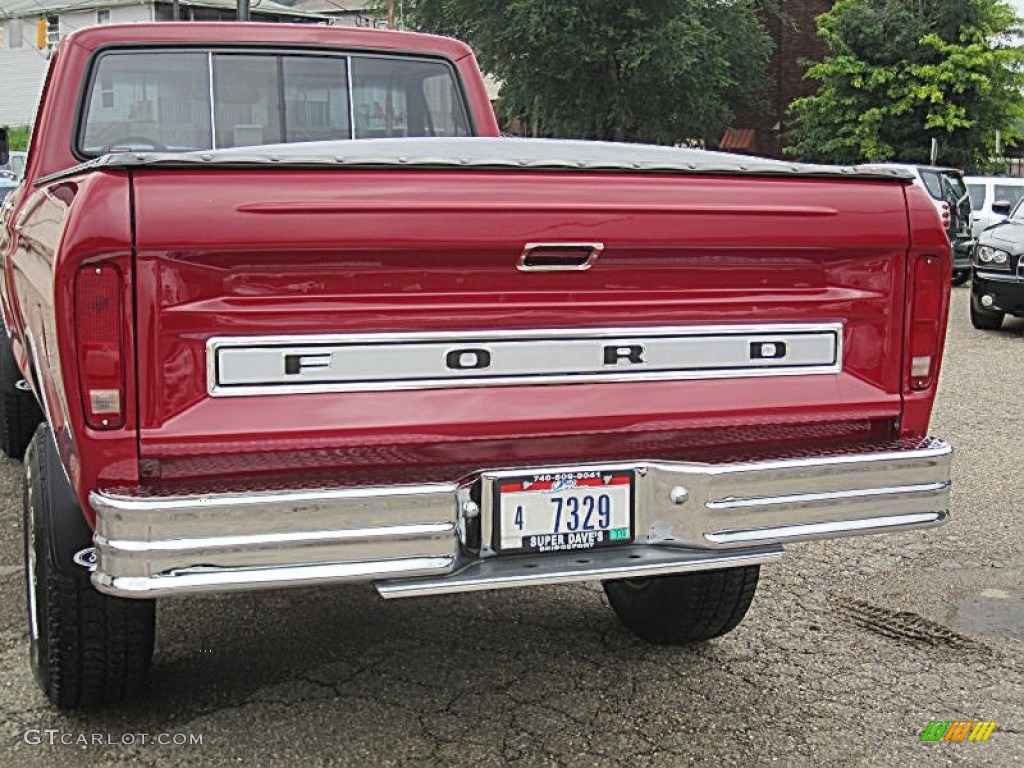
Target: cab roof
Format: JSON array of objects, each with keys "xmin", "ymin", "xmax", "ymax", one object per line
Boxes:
[{"xmin": 61, "ymin": 21, "xmax": 475, "ymax": 62}]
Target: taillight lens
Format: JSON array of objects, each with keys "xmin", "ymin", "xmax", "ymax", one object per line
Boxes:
[
  {"xmin": 908, "ymin": 254, "xmax": 944, "ymax": 391},
  {"xmin": 940, "ymin": 202, "xmax": 950, "ymax": 229},
  {"xmin": 75, "ymin": 264, "xmax": 125, "ymax": 429}
]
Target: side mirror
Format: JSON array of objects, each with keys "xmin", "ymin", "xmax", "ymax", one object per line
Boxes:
[
  {"xmin": 991, "ymin": 199, "xmax": 1012, "ymax": 216},
  {"xmin": 0, "ymin": 128, "xmax": 8, "ymax": 167}
]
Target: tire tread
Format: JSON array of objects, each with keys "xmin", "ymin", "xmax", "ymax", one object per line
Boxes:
[
  {"xmin": 0, "ymin": 337, "xmax": 43, "ymax": 459},
  {"xmin": 604, "ymin": 566, "xmax": 760, "ymax": 645},
  {"xmin": 26, "ymin": 425, "xmax": 154, "ymax": 708}
]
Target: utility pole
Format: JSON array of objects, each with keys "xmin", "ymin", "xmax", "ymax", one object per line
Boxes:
[
  {"xmin": 238, "ymin": 0, "xmax": 250, "ymax": 21},
  {"xmin": 387, "ymin": 0, "xmax": 396, "ymax": 29}
]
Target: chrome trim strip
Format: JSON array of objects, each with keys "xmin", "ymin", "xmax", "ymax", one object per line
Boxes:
[
  {"xmin": 206, "ymin": 322, "xmax": 843, "ymax": 397},
  {"xmin": 517, "ymin": 242, "xmax": 604, "ymax": 271},
  {"xmin": 974, "ymin": 269, "xmax": 1020, "ymax": 283},
  {"xmin": 97, "ymin": 522, "xmax": 454, "ymax": 553},
  {"xmin": 207, "ymin": 52, "xmax": 217, "ymax": 150},
  {"xmin": 91, "ymin": 482, "xmax": 456, "ymax": 513},
  {"xmin": 94, "ymin": 557, "xmax": 456, "ymax": 598},
  {"xmin": 376, "ymin": 545, "xmax": 784, "ymax": 599},
  {"xmin": 704, "ymin": 512, "xmax": 945, "ymax": 545},
  {"xmin": 704, "ymin": 482, "xmax": 949, "ymax": 509},
  {"xmin": 346, "ymin": 56, "xmax": 356, "ymax": 140},
  {"xmin": 89, "ymin": 438, "xmax": 950, "ymax": 599}
]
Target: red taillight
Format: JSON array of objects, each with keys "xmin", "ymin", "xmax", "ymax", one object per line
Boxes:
[
  {"xmin": 940, "ymin": 202, "xmax": 950, "ymax": 229},
  {"xmin": 908, "ymin": 254, "xmax": 944, "ymax": 391},
  {"xmin": 75, "ymin": 264, "xmax": 125, "ymax": 429}
]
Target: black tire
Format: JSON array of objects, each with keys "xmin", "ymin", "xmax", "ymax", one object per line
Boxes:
[
  {"xmin": 603, "ymin": 565, "xmax": 760, "ymax": 644},
  {"xmin": 0, "ymin": 334, "xmax": 44, "ymax": 459},
  {"xmin": 24, "ymin": 424, "xmax": 155, "ymax": 708},
  {"xmin": 970, "ymin": 299, "xmax": 1004, "ymax": 330},
  {"xmin": 951, "ymin": 271, "xmax": 970, "ymax": 287}
]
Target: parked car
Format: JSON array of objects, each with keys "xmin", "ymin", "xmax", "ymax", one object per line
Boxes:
[
  {"xmin": 859, "ymin": 163, "xmax": 973, "ymax": 283},
  {"xmin": 964, "ymin": 175, "xmax": 1024, "ymax": 238},
  {"xmin": 0, "ymin": 150, "xmax": 26, "ymax": 180},
  {"xmin": 970, "ymin": 196, "xmax": 1024, "ymax": 330}
]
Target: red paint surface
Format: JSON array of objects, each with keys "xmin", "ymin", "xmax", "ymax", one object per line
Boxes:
[
  {"xmin": 1, "ymin": 24, "xmax": 951, "ymax": 526},
  {"xmin": 129, "ymin": 169, "xmax": 917, "ymax": 484}
]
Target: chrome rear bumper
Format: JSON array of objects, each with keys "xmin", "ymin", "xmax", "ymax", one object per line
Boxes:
[{"xmin": 89, "ymin": 438, "xmax": 951, "ymax": 599}]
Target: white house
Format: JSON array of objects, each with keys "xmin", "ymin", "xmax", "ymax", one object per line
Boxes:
[
  {"xmin": 292, "ymin": 0, "xmax": 384, "ymax": 28},
  {"xmin": 0, "ymin": 0, "xmax": 327, "ymax": 127}
]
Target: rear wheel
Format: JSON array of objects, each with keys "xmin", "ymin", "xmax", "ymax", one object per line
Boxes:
[
  {"xmin": 970, "ymin": 299, "xmax": 1004, "ymax": 330},
  {"xmin": 603, "ymin": 565, "xmax": 760, "ymax": 644},
  {"xmin": 24, "ymin": 424, "xmax": 155, "ymax": 708},
  {"xmin": 0, "ymin": 334, "xmax": 43, "ymax": 459}
]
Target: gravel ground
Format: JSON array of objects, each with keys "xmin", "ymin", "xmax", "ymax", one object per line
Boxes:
[{"xmin": 0, "ymin": 286, "xmax": 1020, "ymax": 767}]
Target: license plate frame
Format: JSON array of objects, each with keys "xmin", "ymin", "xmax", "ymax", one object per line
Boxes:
[{"xmin": 491, "ymin": 469, "xmax": 635, "ymax": 554}]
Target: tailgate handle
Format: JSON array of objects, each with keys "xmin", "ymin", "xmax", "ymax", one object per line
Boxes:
[{"xmin": 518, "ymin": 242, "xmax": 604, "ymax": 271}]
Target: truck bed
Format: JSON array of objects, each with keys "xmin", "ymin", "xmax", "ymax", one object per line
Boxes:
[{"xmin": 110, "ymin": 139, "xmax": 917, "ymax": 485}]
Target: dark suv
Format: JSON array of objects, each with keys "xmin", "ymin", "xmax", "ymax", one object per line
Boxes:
[{"xmin": 970, "ymin": 197, "xmax": 1024, "ymax": 329}]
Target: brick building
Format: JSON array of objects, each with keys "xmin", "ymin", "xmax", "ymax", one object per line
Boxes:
[{"xmin": 721, "ymin": 0, "xmax": 833, "ymax": 157}]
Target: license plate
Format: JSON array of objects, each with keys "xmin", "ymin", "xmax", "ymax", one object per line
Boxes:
[{"xmin": 494, "ymin": 469, "xmax": 634, "ymax": 553}]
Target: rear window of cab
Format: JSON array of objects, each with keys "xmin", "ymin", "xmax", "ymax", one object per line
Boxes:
[{"xmin": 78, "ymin": 48, "xmax": 471, "ymax": 156}]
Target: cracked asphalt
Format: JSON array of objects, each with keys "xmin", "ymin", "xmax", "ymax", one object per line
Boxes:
[{"xmin": 0, "ymin": 286, "xmax": 1021, "ymax": 767}]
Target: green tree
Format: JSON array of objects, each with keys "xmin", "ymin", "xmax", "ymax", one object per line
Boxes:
[
  {"xmin": 786, "ymin": 0, "xmax": 1024, "ymax": 170},
  {"xmin": 2, "ymin": 126, "xmax": 30, "ymax": 151},
  {"xmin": 405, "ymin": 0, "xmax": 773, "ymax": 145}
]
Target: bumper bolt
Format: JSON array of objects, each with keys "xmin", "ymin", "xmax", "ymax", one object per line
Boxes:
[
  {"xmin": 669, "ymin": 486, "xmax": 689, "ymax": 505},
  {"xmin": 463, "ymin": 501, "xmax": 480, "ymax": 519}
]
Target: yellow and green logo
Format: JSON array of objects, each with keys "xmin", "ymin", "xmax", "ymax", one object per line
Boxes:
[{"xmin": 920, "ymin": 721, "xmax": 997, "ymax": 742}]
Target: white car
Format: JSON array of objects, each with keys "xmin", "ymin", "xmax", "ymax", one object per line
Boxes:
[
  {"xmin": 0, "ymin": 150, "xmax": 26, "ymax": 180},
  {"xmin": 0, "ymin": 173, "xmax": 19, "ymax": 201},
  {"xmin": 964, "ymin": 176, "xmax": 1024, "ymax": 238}
]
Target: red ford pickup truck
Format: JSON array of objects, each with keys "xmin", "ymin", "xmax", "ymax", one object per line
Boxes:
[{"xmin": 0, "ymin": 23, "xmax": 953, "ymax": 708}]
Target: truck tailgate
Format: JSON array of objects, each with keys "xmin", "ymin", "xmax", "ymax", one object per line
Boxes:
[{"xmin": 131, "ymin": 168, "xmax": 911, "ymax": 483}]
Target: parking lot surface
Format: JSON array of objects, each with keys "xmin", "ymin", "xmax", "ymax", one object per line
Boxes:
[{"xmin": 0, "ymin": 287, "xmax": 1021, "ymax": 767}]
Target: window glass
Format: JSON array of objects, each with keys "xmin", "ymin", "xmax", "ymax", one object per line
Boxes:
[
  {"xmin": 422, "ymin": 70, "xmax": 471, "ymax": 137},
  {"xmin": 352, "ymin": 56, "xmax": 468, "ymax": 138},
  {"xmin": 45, "ymin": 15, "xmax": 59, "ymax": 47},
  {"xmin": 918, "ymin": 170, "xmax": 944, "ymax": 200},
  {"xmin": 212, "ymin": 55, "xmax": 350, "ymax": 147},
  {"xmin": 352, "ymin": 57, "xmax": 410, "ymax": 138},
  {"xmin": 942, "ymin": 173, "xmax": 967, "ymax": 202},
  {"xmin": 282, "ymin": 56, "xmax": 351, "ymax": 143},
  {"xmin": 213, "ymin": 55, "xmax": 285, "ymax": 148},
  {"xmin": 81, "ymin": 52, "xmax": 211, "ymax": 153},
  {"xmin": 993, "ymin": 184, "xmax": 1024, "ymax": 208},
  {"xmin": 967, "ymin": 184, "xmax": 985, "ymax": 210},
  {"xmin": 81, "ymin": 50, "xmax": 467, "ymax": 154},
  {"xmin": 6, "ymin": 19, "xmax": 23, "ymax": 49}
]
